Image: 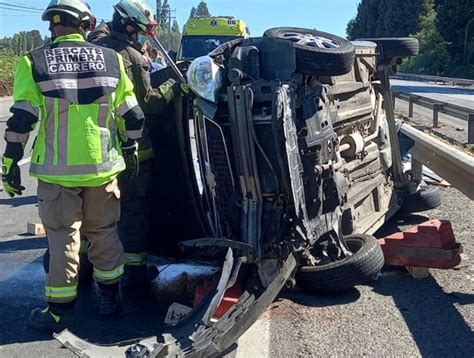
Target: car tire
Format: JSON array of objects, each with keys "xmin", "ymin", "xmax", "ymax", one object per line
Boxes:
[
  {"xmin": 399, "ymin": 185, "xmax": 441, "ymax": 214},
  {"xmin": 264, "ymin": 27, "xmax": 355, "ymax": 76},
  {"xmin": 296, "ymin": 234, "xmax": 384, "ymax": 294},
  {"xmin": 357, "ymin": 37, "xmax": 419, "ymax": 58}
]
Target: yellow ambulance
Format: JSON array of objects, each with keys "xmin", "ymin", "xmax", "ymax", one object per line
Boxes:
[{"xmin": 178, "ymin": 16, "xmax": 250, "ymax": 61}]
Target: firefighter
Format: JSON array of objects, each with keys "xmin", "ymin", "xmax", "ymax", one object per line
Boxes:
[
  {"xmin": 87, "ymin": 0, "xmax": 178, "ymax": 287},
  {"xmin": 1, "ymin": 0, "xmax": 145, "ymax": 330}
]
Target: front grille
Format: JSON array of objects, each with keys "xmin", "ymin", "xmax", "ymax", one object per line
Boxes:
[{"xmin": 205, "ymin": 119, "xmax": 236, "ymax": 237}]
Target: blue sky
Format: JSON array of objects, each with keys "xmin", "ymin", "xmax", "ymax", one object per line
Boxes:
[{"xmin": 0, "ymin": 0, "xmax": 360, "ymax": 39}]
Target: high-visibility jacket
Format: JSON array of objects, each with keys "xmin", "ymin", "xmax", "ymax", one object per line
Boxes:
[
  {"xmin": 5, "ymin": 33, "xmax": 144, "ymax": 187},
  {"xmin": 89, "ymin": 23, "xmax": 178, "ymax": 163}
]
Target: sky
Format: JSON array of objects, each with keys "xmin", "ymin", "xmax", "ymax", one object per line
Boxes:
[{"xmin": 0, "ymin": 0, "xmax": 360, "ymax": 39}]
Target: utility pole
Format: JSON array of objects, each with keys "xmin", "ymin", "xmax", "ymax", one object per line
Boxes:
[
  {"xmin": 156, "ymin": 0, "xmax": 176, "ymax": 50},
  {"xmin": 168, "ymin": 8, "xmax": 176, "ymax": 33}
]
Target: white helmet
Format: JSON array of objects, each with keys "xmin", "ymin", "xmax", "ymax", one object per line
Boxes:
[
  {"xmin": 42, "ymin": 0, "xmax": 95, "ymax": 30},
  {"xmin": 114, "ymin": 0, "xmax": 158, "ymax": 36}
]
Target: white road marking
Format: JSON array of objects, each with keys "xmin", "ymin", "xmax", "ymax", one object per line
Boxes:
[
  {"xmin": 236, "ymin": 318, "xmax": 271, "ymax": 357},
  {"xmin": 18, "ymin": 157, "xmax": 31, "ymax": 166}
]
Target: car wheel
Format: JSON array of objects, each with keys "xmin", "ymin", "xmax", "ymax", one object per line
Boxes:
[
  {"xmin": 264, "ymin": 27, "xmax": 355, "ymax": 76},
  {"xmin": 296, "ymin": 234, "xmax": 384, "ymax": 294},
  {"xmin": 399, "ymin": 185, "xmax": 441, "ymax": 214},
  {"xmin": 357, "ymin": 37, "xmax": 419, "ymax": 58}
]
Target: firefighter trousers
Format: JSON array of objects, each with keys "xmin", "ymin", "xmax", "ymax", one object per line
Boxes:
[
  {"xmin": 38, "ymin": 179, "xmax": 124, "ymax": 304},
  {"xmin": 118, "ymin": 159, "xmax": 153, "ymax": 267}
]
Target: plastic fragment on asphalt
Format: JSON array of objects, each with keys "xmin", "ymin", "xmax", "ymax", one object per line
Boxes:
[
  {"xmin": 164, "ymin": 302, "xmax": 193, "ymax": 325},
  {"xmin": 27, "ymin": 223, "xmax": 45, "ymax": 236}
]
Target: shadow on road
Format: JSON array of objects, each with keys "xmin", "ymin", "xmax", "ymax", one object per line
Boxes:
[
  {"xmin": 0, "ymin": 253, "xmax": 167, "ymax": 347},
  {"xmin": 0, "ymin": 195, "xmax": 38, "ymax": 207},
  {"xmin": 0, "ymin": 236, "xmax": 47, "ymax": 252},
  {"xmin": 373, "ymin": 213, "xmax": 473, "ymax": 357},
  {"xmin": 280, "ymin": 287, "xmax": 361, "ymax": 307},
  {"xmin": 373, "ymin": 271, "xmax": 473, "ymax": 357}
]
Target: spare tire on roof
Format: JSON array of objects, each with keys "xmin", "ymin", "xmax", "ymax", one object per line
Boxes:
[{"xmin": 357, "ymin": 37, "xmax": 420, "ymax": 58}]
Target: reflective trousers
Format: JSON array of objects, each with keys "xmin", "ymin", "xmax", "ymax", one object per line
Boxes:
[
  {"xmin": 38, "ymin": 179, "xmax": 124, "ymax": 303},
  {"xmin": 117, "ymin": 159, "xmax": 153, "ymax": 267}
]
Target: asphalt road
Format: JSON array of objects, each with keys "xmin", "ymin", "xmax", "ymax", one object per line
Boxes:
[{"xmin": 0, "ymin": 82, "xmax": 473, "ymax": 357}]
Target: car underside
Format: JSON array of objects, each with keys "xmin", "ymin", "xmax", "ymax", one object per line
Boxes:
[{"xmin": 56, "ymin": 28, "xmax": 420, "ymax": 357}]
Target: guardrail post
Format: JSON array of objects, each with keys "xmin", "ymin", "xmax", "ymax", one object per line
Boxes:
[
  {"xmin": 433, "ymin": 103, "xmax": 444, "ymax": 128},
  {"xmin": 408, "ymin": 96, "xmax": 417, "ymax": 118},
  {"xmin": 468, "ymin": 113, "xmax": 474, "ymax": 144}
]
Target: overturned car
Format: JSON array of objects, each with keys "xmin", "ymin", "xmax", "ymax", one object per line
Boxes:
[{"xmin": 56, "ymin": 28, "xmax": 421, "ymax": 356}]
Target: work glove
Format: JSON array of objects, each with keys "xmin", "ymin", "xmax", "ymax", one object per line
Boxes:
[
  {"xmin": 121, "ymin": 140, "xmax": 139, "ymax": 179},
  {"xmin": 1, "ymin": 156, "xmax": 25, "ymax": 197}
]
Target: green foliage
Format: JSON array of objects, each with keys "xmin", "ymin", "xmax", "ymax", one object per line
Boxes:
[
  {"xmin": 401, "ymin": 0, "xmax": 450, "ymax": 75},
  {"xmin": 347, "ymin": 0, "xmax": 423, "ymax": 39},
  {"xmin": 0, "ymin": 30, "xmax": 44, "ymax": 56},
  {"xmin": 154, "ymin": 0, "xmax": 182, "ymax": 51},
  {"xmin": 0, "ymin": 54, "xmax": 20, "ymax": 96},
  {"xmin": 190, "ymin": 2, "xmax": 211, "ymax": 18},
  {"xmin": 196, "ymin": 2, "xmax": 210, "ymax": 17},
  {"xmin": 436, "ymin": 0, "xmax": 474, "ymax": 67}
]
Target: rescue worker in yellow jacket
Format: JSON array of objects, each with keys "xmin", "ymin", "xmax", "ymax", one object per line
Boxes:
[
  {"xmin": 87, "ymin": 0, "xmax": 178, "ymax": 286},
  {"xmin": 1, "ymin": 0, "xmax": 145, "ymax": 331}
]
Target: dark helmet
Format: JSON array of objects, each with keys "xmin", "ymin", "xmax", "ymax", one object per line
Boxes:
[{"xmin": 113, "ymin": 0, "xmax": 158, "ymax": 36}]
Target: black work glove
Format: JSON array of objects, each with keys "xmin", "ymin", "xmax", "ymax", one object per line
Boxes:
[
  {"xmin": 121, "ymin": 140, "xmax": 139, "ymax": 179},
  {"xmin": 2, "ymin": 156, "xmax": 25, "ymax": 197}
]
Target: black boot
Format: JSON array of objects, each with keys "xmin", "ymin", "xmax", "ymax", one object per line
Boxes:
[
  {"xmin": 98, "ymin": 282, "xmax": 120, "ymax": 316},
  {"xmin": 78, "ymin": 255, "xmax": 93, "ymax": 284},
  {"xmin": 29, "ymin": 302, "xmax": 76, "ymax": 331}
]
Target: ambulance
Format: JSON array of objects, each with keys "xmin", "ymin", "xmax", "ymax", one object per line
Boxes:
[{"xmin": 177, "ymin": 16, "xmax": 250, "ymax": 61}]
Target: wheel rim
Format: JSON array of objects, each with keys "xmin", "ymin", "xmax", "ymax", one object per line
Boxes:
[{"xmin": 280, "ymin": 31, "xmax": 340, "ymax": 49}]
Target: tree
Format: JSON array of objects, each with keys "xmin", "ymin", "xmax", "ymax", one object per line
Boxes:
[
  {"xmin": 156, "ymin": 0, "xmax": 162, "ymax": 22},
  {"xmin": 195, "ymin": 2, "xmax": 210, "ymax": 17},
  {"xmin": 155, "ymin": 0, "xmax": 181, "ymax": 51},
  {"xmin": 171, "ymin": 19, "xmax": 180, "ymax": 33},
  {"xmin": 436, "ymin": 0, "xmax": 474, "ymax": 66},
  {"xmin": 347, "ymin": 0, "xmax": 380, "ymax": 39},
  {"xmin": 401, "ymin": 0, "xmax": 450, "ymax": 75},
  {"xmin": 160, "ymin": 0, "xmax": 170, "ymax": 31},
  {"xmin": 30, "ymin": 30, "xmax": 43, "ymax": 51}
]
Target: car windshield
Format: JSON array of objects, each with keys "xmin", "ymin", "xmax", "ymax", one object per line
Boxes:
[{"xmin": 179, "ymin": 35, "xmax": 240, "ymax": 60}]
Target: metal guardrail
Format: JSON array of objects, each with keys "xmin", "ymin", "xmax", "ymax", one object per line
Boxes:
[
  {"xmin": 400, "ymin": 124, "xmax": 474, "ymax": 200},
  {"xmin": 392, "ymin": 91, "xmax": 474, "ymax": 144},
  {"xmin": 394, "ymin": 72, "xmax": 474, "ymax": 87}
]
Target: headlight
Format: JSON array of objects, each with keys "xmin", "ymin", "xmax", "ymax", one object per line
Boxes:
[{"xmin": 186, "ymin": 56, "xmax": 223, "ymax": 103}]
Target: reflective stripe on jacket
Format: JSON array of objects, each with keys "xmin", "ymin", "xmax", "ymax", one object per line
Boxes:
[{"xmin": 8, "ymin": 33, "xmax": 145, "ymax": 187}]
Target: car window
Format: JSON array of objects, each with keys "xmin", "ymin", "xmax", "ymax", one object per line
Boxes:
[{"xmin": 179, "ymin": 35, "xmax": 239, "ymax": 60}]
